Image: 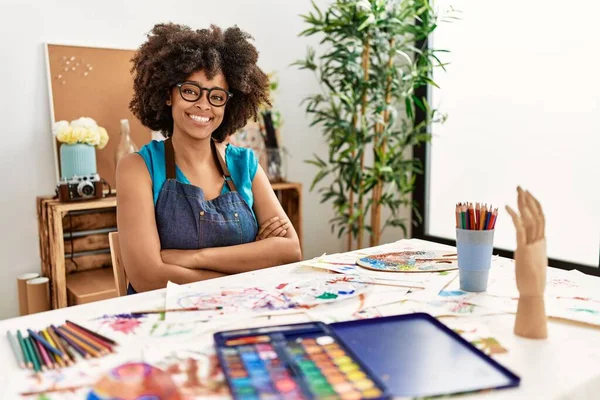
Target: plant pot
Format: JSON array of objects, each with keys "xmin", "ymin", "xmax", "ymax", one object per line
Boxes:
[{"xmin": 60, "ymin": 143, "xmax": 97, "ymax": 179}]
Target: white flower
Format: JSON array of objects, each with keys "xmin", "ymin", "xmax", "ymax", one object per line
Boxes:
[
  {"xmin": 70, "ymin": 117, "xmax": 98, "ymax": 130},
  {"xmin": 98, "ymin": 127, "xmax": 109, "ymax": 149},
  {"xmin": 52, "ymin": 120, "xmax": 70, "ymax": 137},
  {"xmin": 54, "ymin": 116, "xmax": 108, "ymax": 148}
]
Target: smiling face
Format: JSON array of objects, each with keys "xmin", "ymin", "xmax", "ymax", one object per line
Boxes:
[{"xmin": 169, "ymin": 70, "xmax": 229, "ymax": 141}]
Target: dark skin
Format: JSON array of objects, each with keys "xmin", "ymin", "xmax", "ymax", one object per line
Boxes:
[{"xmin": 117, "ymin": 70, "xmax": 302, "ymax": 292}]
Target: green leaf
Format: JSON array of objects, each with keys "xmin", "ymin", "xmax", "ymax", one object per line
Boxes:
[
  {"xmin": 358, "ymin": 14, "xmax": 376, "ymax": 31},
  {"xmin": 310, "ymin": 169, "xmax": 329, "ymax": 191}
]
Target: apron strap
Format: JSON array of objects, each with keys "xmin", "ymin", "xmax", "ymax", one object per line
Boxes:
[
  {"xmin": 165, "ymin": 137, "xmax": 176, "ymax": 180},
  {"xmin": 164, "ymin": 136, "xmax": 238, "ymax": 192},
  {"xmin": 211, "ymin": 139, "xmax": 237, "ymax": 192}
]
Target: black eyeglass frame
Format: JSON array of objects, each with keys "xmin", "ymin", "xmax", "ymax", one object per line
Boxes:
[{"xmin": 175, "ymin": 82, "xmax": 233, "ymax": 107}]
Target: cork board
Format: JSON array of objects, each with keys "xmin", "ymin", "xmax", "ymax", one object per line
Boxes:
[{"xmin": 45, "ymin": 43, "xmax": 152, "ymax": 187}]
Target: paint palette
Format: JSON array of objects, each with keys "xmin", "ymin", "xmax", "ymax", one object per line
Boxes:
[
  {"xmin": 215, "ymin": 324, "xmax": 387, "ymax": 400},
  {"xmin": 216, "ymin": 314, "xmax": 521, "ymax": 399},
  {"xmin": 279, "ymin": 277, "xmax": 371, "ymax": 306},
  {"xmin": 356, "ymin": 250, "xmax": 458, "ymax": 273}
]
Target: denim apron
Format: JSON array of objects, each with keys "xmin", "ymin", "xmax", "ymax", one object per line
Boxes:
[{"xmin": 127, "ymin": 138, "xmax": 258, "ymax": 294}]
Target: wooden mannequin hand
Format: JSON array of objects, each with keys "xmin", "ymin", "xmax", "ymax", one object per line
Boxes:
[
  {"xmin": 505, "ymin": 187, "xmax": 548, "ymax": 338},
  {"xmin": 505, "ymin": 187, "xmax": 547, "ymax": 297}
]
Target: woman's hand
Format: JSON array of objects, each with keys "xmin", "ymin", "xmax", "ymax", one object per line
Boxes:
[
  {"xmin": 160, "ymin": 249, "xmax": 198, "ymax": 269},
  {"xmin": 256, "ymin": 216, "xmax": 290, "ymax": 240}
]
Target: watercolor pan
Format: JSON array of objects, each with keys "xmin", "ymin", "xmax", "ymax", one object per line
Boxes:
[
  {"xmin": 215, "ymin": 313, "xmax": 520, "ymax": 399},
  {"xmin": 215, "ymin": 324, "xmax": 387, "ymax": 400}
]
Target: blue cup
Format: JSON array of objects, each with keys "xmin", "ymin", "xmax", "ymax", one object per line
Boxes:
[{"xmin": 456, "ymin": 228, "xmax": 495, "ymax": 292}]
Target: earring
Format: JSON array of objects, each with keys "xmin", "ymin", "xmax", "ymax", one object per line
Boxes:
[{"xmin": 166, "ymin": 100, "xmax": 172, "ymax": 106}]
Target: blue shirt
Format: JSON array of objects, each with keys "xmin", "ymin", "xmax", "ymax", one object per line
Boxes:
[{"xmin": 137, "ymin": 140, "xmax": 258, "ymax": 212}]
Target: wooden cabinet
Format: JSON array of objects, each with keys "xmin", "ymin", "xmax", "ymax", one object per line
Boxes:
[{"xmin": 37, "ymin": 182, "xmax": 303, "ymax": 309}]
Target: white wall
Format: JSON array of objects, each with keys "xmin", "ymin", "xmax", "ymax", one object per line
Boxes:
[
  {"xmin": 427, "ymin": 0, "xmax": 600, "ymax": 267},
  {"xmin": 0, "ymin": 0, "xmax": 407, "ymax": 319}
]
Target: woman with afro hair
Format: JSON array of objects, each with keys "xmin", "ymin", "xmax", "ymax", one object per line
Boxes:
[{"xmin": 116, "ymin": 23, "xmax": 302, "ymax": 294}]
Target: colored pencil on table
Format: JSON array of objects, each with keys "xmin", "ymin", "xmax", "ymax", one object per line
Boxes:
[
  {"xmin": 57, "ymin": 327, "xmax": 101, "ymax": 358},
  {"xmin": 484, "ymin": 208, "xmax": 492, "ymax": 230},
  {"xmin": 41, "ymin": 338, "xmax": 55, "ymax": 369},
  {"xmin": 27, "ymin": 329, "xmax": 64, "ymax": 359},
  {"xmin": 131, "ymin": 306, "xmax": 224, "ymax": 314},
  {"xmin": 42, "ymin": 329, "xmax": 65, "ymax": 368},
  {"xmin": 460, "ymin": 205, "xmax": 466, "ymax": 229},
  {"xmin": 55, "ymin": 327, "xmax": 94, "ymax": 358},
  {"xmin": 26, "ymin": 336, "xmax": 42, "ymax": 372},
  {"xmin": 476, "ymin": 203, "xmax": 481, "ymax": 230},
  {"xmin": 17, "ymin": 331, "xmax": 32, "ymax": 369},
  {"xmin": 29, "ymin": 336, "xmax": 44, "ymax": 371},
  {"xmin": 61, "ymin": 325, "xmax": 106, "ymax": 355},
  {"xmin": 33, "ymin": 335, "xmax": 53, "ymax": 369},
  {"xmin": 66, "ymin": 320, "xmax": 117, "ymax": 346},
  {"xmin": 48, "ymin": 326, "xmax": 74, "ymax": 363},
  {"xmin": 65, "ymin": 323, "xmax": 114, "ymax": 352},
  {"xmin": 20, "ymin": 334, "xmax": 34, "ymax": 371},
  {"xmin": 52, "ymin": 325, "xmax": 89, "ymax": 359},
  {"xmin": 7, "ymin": 331, "xmax": 24, "ymax": 369}
]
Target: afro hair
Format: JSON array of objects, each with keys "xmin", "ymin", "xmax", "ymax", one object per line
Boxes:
[{"xmin": 129, "ymin": 23, "xmax": 271, "ymax": 141}]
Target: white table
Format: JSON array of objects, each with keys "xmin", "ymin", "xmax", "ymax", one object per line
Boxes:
[{"xmin": 1, "ymin": 239, "xmax": 599, "ymax": 399}]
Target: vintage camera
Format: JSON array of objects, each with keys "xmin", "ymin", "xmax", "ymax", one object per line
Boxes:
[{"xmin": 57, "ymin": 174, "xmax": 104, "ymax": 202}]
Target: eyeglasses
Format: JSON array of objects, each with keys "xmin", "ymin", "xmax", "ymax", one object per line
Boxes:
[{"xmin": 175, "ymin": 82, "xmax": 233, "ymax": 107}]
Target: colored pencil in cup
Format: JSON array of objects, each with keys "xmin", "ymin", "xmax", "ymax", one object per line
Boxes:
[
  {"xmin": 469, "ymin": 203, "xmax": 475, "ymax": 230},
  {"xmin": 455, "ymin": 203, "xmax": 460, "ymax": 228},
  {"xmin": 490, "ymin": 207, "xmax": 498, "ymax": 229},
  {"xmin": 457, "ymin": 202, "xmax": 498, "ymax": 230},
  {"xmin": 480, "ymin": 205, "xmax": 487, "ymax": 230}
]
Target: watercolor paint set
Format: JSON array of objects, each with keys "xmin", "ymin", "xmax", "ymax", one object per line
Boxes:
[{"xmin": 214, "ymin": 313, "xmax": 520, "ymax": 400}]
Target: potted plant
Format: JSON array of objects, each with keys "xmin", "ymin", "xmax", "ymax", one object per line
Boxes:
[
  {"xmin": 296, "ymin": 0, "xmax": 449, "ymax": 250},
  {"xmin": 53, "ymin": 117, "xmax": 109, "ymax": 180}
]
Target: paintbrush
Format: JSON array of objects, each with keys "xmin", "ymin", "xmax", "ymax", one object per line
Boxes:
[
  {"xmin": 350, "ymin": 279, "xmax": 425, "ymax": 290},
  {"xmin": 131, "ymin": 306, "xmax": 224, "ymax": 315},
  {"xmin": 20, "ymin": 384, "xmax": 90, "ymax": 396},
  {"xmin": 414, "ymin": 258, "xmax": 458, "ymax": 262}
]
